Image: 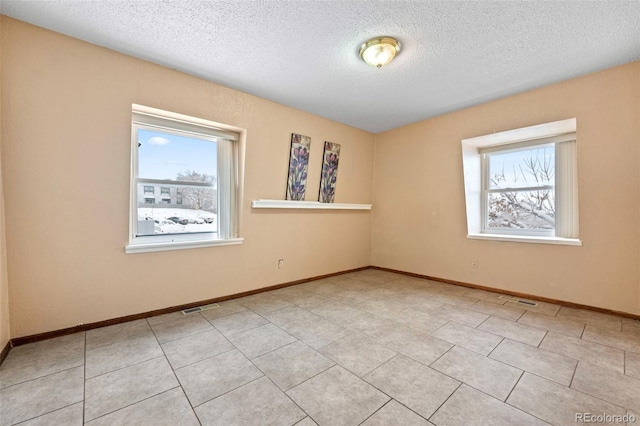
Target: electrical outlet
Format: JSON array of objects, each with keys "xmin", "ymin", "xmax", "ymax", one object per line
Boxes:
[
  {"xmin": 278, "ymin": 259, "xmax": 284, "ymax": 268},
  {"xmin": 471, "ymin": 259, "xmax": 478, "ymax": 268}
]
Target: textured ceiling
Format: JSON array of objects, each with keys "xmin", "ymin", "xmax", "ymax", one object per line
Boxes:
[{"xmin": 2, "ymin": 1, "xmax": 639, "ymax": 133}]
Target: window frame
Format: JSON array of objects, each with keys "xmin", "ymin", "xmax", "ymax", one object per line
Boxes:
[
  {"xmin": 480, "ymin": 140, "xmax": 556, "ymax": 237},
  {"xmin": 461, "ymin": 118, "xmax": 581, "ymax": 246},
  {"xmin": 126, "ymin": 104, "xmax": 245, "ymax": 254}
]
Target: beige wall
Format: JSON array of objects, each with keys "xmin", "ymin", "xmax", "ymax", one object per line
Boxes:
[
  {"xmin": 0, "ymin": 16, "xmax": 10, "ymax": 350},
  {"xmin": 1, "ymin": 18, "xmax": 374, "ymax": 338},
  {"xmin": 372, "ymin": 61, "xmax": 640, "ymax": 315}
]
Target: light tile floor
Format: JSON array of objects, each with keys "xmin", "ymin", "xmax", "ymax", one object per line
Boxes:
[{"xmin": 2, "ymin": 269, "xmax": 640, "ymax": 425}]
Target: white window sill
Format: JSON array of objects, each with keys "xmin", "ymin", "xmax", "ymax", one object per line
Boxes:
[
  {"xmin": 251, "ymin": 199, "xmax": 371, "ymax": 210},
  {"xmin": 467, "ymin": 233, "xmax": 582, "ymax": 246},
  {"xmin": 125, "ymin": 237, "xmax": 244, "ymax": 254}
]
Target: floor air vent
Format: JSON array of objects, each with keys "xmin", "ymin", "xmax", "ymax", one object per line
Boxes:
[
  {"xmin": 181, "ymin": 303, "xmax": 220, "ymax": 315},
  {"xmin": 498, "ymin": 296, "xmax": 538, "ymax": 307}
]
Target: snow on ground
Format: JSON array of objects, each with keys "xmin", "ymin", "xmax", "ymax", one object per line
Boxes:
[
  {"xmin": 138, "ymin": 207, "xmax": 217, "ymax": 234},
  {"xmin": 138, "ymin": 207, "xmax": 215, "ymax": 221}
]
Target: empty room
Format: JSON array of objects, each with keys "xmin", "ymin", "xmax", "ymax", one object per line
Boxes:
[{"xmin": 1, "ymin": 1, "xmax": 639, "ymax": 425}]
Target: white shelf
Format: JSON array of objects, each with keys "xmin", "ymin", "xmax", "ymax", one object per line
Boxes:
[{"xmin": 251, "ymin": 199, "xmax": 372, "ymax": 210}]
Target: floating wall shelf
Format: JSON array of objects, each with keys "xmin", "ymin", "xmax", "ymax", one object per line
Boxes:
[{"xmin": 251, "ymin": 199, "xmax": 372, "ymax": 210}]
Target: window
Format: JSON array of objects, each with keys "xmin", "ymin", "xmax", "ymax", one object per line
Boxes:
[
  {"xmin": 482, "ymin": 142, "xmax": 556, "ymax": 235},
  {"xmin": 127, "ymin": 104, "xmax": 245, "ymax": 254},
  {"xmin": 462, "ymin": 118, "xmax": 580, "ymax": 245}
]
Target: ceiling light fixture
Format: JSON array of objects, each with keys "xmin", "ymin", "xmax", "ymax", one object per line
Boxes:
[{"xmin": 359, "ymin": 36, "xmax": 401, "ymax": 68}]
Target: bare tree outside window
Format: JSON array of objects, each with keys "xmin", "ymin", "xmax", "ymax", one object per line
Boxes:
[
  {"xmin": 487, "ymin": 146, "xmax": 555, "ymax": 230},
  {"xmin": 176, "ymin": 170, "xmax": 217, "ymax": 213}
]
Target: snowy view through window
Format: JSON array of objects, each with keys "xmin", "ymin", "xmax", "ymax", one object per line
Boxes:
[
  {"xmin": 486, "ymin": 145, "xmax": 555, "ymax": 231},
  {"xmin": 137, "ymin": 129, "xmax": 217, "ymax": 236}
]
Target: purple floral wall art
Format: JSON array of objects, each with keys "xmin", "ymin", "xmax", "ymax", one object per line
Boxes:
[
  {"xmin": 286, "ymin": 133, "xmax": 311, "ymax": 200},
  {"xmin": 319, "ymin": 141, "xmax": 341, "ymax": 203}
]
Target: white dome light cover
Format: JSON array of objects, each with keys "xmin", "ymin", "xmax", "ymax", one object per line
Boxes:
[{"xmin": 359, "ymin": 36, "xmax": 401, "ymax": 68}]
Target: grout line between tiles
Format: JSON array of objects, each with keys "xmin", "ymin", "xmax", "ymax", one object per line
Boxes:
[
  {"xmin": 191, "ymin": 374, "xmax": 266, "ymax": 409},
  {"xmin": 359, "ymin": 353, "xmax": 401, "ymax": 382},
  {"xmin": 279, "ymin": 362, "xmax": 341, "ymax": 404},
  {"xmin": 537, "ymin": 330, "xmax": 549, "ymax": 348},
  {"xmin": 426, "ymin": 381, "xmax": 463, "ymax": 422},
  {"xmin": 427, "ymin": 344, "xmax": 456, "ymax": 367},
  {"xmin": 15, "ymin": 401, "xmax": 83, "ymax": 425},
  {"xmin": 485, "ymin": 337, "xmax": 504, "ymax": 358},
  {"xmin": 84, "ymin": 385, "xmax": 182, "ymax": 424},
  {"xmin": 85, "ymin": 354, "xmax": 166, "ymax": 381},
  {"xmin": 503, "ymin": 370, "xmax": 525, "ymax": 403},
  {"xmin": 152, "ymin": 326, "xmax": 217, "ymax": 347},
  {"xmin": 429, "ymin": 320, "xmax": 449, "ymax": 335},
  {"xmin": 568, "ymin": 360, "xmax": 580, "ymax": 388},
  {"xmin": 356, "ymin": 398, "xmax": 392, "ymax": 425},
  {"xmin": 162, "ymin": 339, "xmax": 236, "ymax": 371},
  {"xmin": 209, "ymin": 319, "xmax": 269, "ymax": 339},
  {"xmin": 475, "ymin": 315, "xmax": 492, "ymax": 329},
  {"xmin": 0, "ymin": 362, "xmax": 85, "ymax": 391},
  {"xmin": 375, "ymin": 337, "xmax": 445, "ymax": 369},
  {"xmin": 85, "ymin": 332, "xmax": 154, "ymax": 352},
  {"xmin": 504, "ymin": 394, "xmax": 551, "ymax": 424},
  {"xmin": 243, "ymin": 332, "xmax": 300, "ymax": 361},
  {"xmin": 262, "ymin": 373, "xmax": 312, "ymax": 423},
  {"xmin": 577, "ymin": 330, "xmax": 638, "ymax": 354},
  {"xmin": 363, "ymin": 397, "xmax": 432, "ymax": 425}
]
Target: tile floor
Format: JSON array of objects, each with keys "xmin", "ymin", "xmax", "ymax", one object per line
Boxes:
[{"xmin": 1, "ymin": 269, "xmax": 640, "ymax": 425}]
